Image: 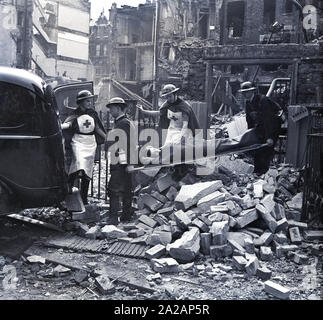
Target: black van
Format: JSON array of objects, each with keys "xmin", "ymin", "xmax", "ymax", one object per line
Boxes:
[{"xmin": 0, "ymin": 67, "xmax": 93, "ymax": 215}]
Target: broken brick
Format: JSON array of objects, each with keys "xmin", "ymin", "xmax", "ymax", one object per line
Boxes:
[
  {"xmin": 226, "ymin": 200, "xmax": 242, "ymax": 217},
  {"xmin": 151, "ymin": 258, "xmax": 179, "ymax": 273},
  {"xmin": 254, "ymin": 232, "xmax": 273, "ymax": 247},
  {"xmin": 200, "ymin": 233, "xmax": 212, "ymax": 255},
  {"xmin": 244, "ymin": 238, "xmax": 255, "ymax": 254},
  {"xmin": 157, "ymin": 206, "xmax": 174, "ymax": 217},
  {"xmin": 291, "ymin": 252, "xmax": 309, "ymax": 265},
  {"xmin": 287, "ymin": 220, "xmax": 308, "ymax": 229},
  {"xmin": 146, "ymin": 231, "xmax": 172, "ymax": 246},
  {"xmin": 145, "ymin": 244, "xmax": 166, "ymax": 260},
  {"xmin": 276, "ymin": 218, "xmax": 289, "ymax": 233},
  {"xmin": 175, "ymin": 181, "xmax": 223, "ymax": 211},
  {"xmin": 256, "ymin": 266, "xmax": 272, "ymax": 281},
  {"xmin": 211, "ymin": 221, "xmax": 229, "ymax": 245},
  {"xmin": 101, "ymin": 225, "xmax": 128, "ymax": 239},
  {"xmin": 264, "ymin": 280, "xmax": 290, "ymax": 300},
  {"xmin": 272, "ymin": 203, "xmax": 286, "ymax": 220},
  {"xmin": 166, "ymin": 186, "xmax": 178, "ymax": 202},
  {"xmin": 200, "ymin": 214, "xmax": 212, "ymax": 226},
  {"xmin": 210, "ymin": 204, "xmax": 228, "ymax": 213},
  {"xmin": 260, "ymin": 194, "xmax": 276, "ymax": 213},
  {"xmin": 156, "ymin": 174, "xmax": 176, "ymax": 193},
  {"xmin": 240, "ymin": 194, "xmax": 256, "ymax": 210},
  {"xmin": 135, "ymin": 167, "xmax": 160, "ymax": 186},
  {"xmin": 151, "ymin": 191, "xmax": 168, "ymax": 204},
  {"xmin": 253, "ymin": 181, "xmax": 264, "ymax": 199},
  {"xmin": 174, "ymin": 210, "xmax": 192, "ymax": 230},
  {"xmin": 197, "ymin": 191, "xmax": 226, "ymax": 212},
  {"xmin": 260, "ymin": 246, "xmax": 273, "ymax": 261},
  {"xmin": 192, "ymin": 218, "xmax": 209, "ymax": 233},
  {"xmin": 245, "ymin": 256, "xmax": 259, "ymax": 276},
  {"xmin": 256, "ymin": 204, "xmax": 278, "ymax": 233},
  {"xmin": 153, "ymin": 214, "xmax": 169, "ymax": 226},
  {"xmin": 229, "ymin": 216, "xmax": 237, "ymax": 228},
  {"xmin": 128, "ymin": 228, "xmax": 145, "ymax": 238},
  {"xmin": 303, "ymin": 230, "xmax": 323, "ymax": 241},
  {"xmin": 235, "ymin": 208, "xmax": 258, "ymax": 229},
  {"xmin": 138, "ymin": 215, "xmax": 158, "ymax": 228},
  {"xmin": 140, "ymin": 194, "xmax": 163, "ymax": 212},
  {"xmin": 285, "ymin": 210, "xmax": 301, "ymax": 222},
  {"xmin": 273, "ymin": 232, "xmax": 288, "ymax": 244},
  {"xmin": 135, "ymin": 208, "xmax": 151, "ymax": 218},
  {"xmin": 85, "ymin": 226, "xmax": 101, "ymax": 240},
  {"xmin": 289, "ymin": 227, "xmax": 302, "ymax": 245},
  {"xmin": 136, "ymin": 222, "xmax": 154, "ymax": 232},
  {"xmin": 228, "ymin": 239, "xmax": 246, "ymax": 253},
  {"xmin": 208, "ymin": 212, "xmax": 224, "ymax": 222},
  {"xmin": 286, "ymin": 193, "xmax": 303, "ymax": 212},
  {"xmin": 210, "ymin": 244, "xmax": 233, "ymax": 259},
  {"xmin": 232, "ymin": 256, "xmax": 248, "ymax": 271},
  {"xmin": 167, "ymin": 227, "xmax": 200, "ymax": 263},
  {"xmin": 95, "ymin": 275, "xmax": 116, "ymax": 295}
]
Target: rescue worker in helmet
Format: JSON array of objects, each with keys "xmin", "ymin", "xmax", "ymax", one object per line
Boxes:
[
  {"xmin": 105, "ymin": 97, "xmax": 136, "ymax": 225},
  {"xmin": 61, "ymin": 90, "xmax": 106, "ymax": 205}
]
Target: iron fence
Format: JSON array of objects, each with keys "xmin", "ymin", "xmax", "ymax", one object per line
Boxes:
[{"xmin": 302, "ymin": 109, "xmax": 323, "ymax": 221}]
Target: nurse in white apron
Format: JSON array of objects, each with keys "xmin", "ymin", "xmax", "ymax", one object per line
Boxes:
[{"xmin": 62, "ymin": 90, "xmax": 106, "ymax": 205}]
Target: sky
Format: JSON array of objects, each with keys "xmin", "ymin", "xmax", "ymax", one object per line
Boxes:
[{"xmin": 89, "ymin": 0, "xmax": 147, "ymax": 20}]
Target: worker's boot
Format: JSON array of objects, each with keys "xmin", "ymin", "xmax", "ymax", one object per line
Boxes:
[
  {"xmin": 120, "ymin": 195, "xmax": 133, "ymax": 223},
  {"xmin": 108, "ymin": 194, "xmax": 119, "ymax": 226},
  {"xmin": 80, "ymin": 178, "xmax": 90, "ymax": 205}
]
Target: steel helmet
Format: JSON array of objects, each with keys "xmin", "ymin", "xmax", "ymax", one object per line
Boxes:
[
  {"xmin": 160, "ymin": 84, "xmax": 180, "ymax": 98},
  {"xmin": 238, "ymin": 81, "xmax": 256, "ymax": 93},
  {"xmin": 106, "ymin": 97, "xmax": 127, "ymax": 109},
  {"xmin": 76, "ymin": 90, "xmax": 95, "ymax": 104}
]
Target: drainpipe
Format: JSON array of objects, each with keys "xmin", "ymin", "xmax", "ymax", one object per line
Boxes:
[{"xmin": 152, "ymin": 0, "xmax": 160, "ymax": 110}]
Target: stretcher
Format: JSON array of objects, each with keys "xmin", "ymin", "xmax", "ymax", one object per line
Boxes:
[{"xmin": 127, "ymin": 128, "xmax": 268, "ymax": 172}]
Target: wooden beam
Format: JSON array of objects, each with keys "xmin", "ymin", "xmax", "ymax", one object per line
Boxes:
[{"xmin": 205, "ymin": 58, "xmax": 295, "ymax": 65}]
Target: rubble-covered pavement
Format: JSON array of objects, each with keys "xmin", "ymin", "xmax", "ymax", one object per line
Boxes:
[{"xmin": 0, "ymin": 158, "xmax": 322, "ymax": 301}]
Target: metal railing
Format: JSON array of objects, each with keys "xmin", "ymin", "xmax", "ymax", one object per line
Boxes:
[{"xmin": 302, "ymin": 108, "xmax": 323, "ymax": 221}]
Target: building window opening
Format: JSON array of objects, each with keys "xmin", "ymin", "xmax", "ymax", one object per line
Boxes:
[
  {"xmin": 264, "ymin": 0, "xmax": 276, "ymax": 26},
  {"xmin": 17, "ymin": 11, "xmax": 24, "ymax": 26},
  {"xmin": 284, "ymin": 0, "xmax": 293, "ymax": 14},
  {"xmin": 227, "ymin": 1, "xmax": 245, "ymax": 38},
  {"xmin": 231, "ymin": 65, "xmax": 244, "ymax": 74},
  {"xmin": 16, "ymin": 39, "xmax": 22, "ymax": 54},
  {"xmin": 96, "ymin": 44, "xmax": 101, "ymax": 56},
  {"xmin": 198, "ymin": 12, "xmax": 209, "ymax": 39}
]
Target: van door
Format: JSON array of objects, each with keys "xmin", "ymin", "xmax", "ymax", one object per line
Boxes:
[{"xmin": 53, "ymin": 82, "xmax": 94, "ymax": 122}]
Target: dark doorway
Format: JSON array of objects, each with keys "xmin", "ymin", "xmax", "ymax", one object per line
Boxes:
[{"xmin": 227, "ymin": 1, "xmax": 245, "ymax": 38}]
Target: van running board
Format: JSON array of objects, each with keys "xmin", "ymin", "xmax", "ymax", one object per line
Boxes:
[{"xmin": 43, "ymin": 235, "xmax": 149, "ymax": 259}]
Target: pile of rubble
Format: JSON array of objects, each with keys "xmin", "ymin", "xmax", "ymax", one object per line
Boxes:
[{"xmin": 15, "ymin": 158, "xmax": 322, "ymax": 299}]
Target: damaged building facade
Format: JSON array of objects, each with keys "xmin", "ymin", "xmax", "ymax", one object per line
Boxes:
[
  {"xmin": 92, "ymin": 0, "xmax": 322, "ymax": 105},
  {"xmin": 91, "ymin": 0, "xmax": 218, "ymax": 104},
  {"xmin": 0, "ymin": 0, "xmax": 94, "ymax": 81},
  {"xmin": 0, "ymin": 0, "xmax": 33, "ymax": 69}
]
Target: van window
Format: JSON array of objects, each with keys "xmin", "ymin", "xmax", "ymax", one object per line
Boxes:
[{"xmin": 0, "ymin": 82, "xmax": 43, "ymax": 135}]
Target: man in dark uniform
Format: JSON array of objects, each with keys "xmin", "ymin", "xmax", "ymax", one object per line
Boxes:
[
  {"xmin": 106, "ymin": 97, "xmax": 135, "ymax": 225},
  {"xmin": 239, "ymin": 81, "xmax": 283, "ymax": 175}
]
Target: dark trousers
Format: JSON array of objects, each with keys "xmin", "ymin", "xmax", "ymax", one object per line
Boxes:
[
  {"xmin": 253, "ymin": 146, "xmax": 275, "ymax": 175},
  {"xmin": 108, "ymin": 165, "xmax": 133, "ymax": 222}
]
